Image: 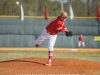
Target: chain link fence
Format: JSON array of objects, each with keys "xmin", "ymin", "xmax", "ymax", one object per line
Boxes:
[{"xmin": 0, "ymin": 0, "xmax": 100, "ymax": 16}]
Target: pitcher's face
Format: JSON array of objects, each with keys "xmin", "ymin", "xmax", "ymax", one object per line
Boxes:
[{"xmin": 61, "ymin": 17, "xmax": 67, "ymax": 21}]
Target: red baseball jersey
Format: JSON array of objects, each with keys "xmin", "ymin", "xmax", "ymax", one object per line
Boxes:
[
  {"xmin": 46, "ymin": 16, "xmax": 66, "ymax": 35},
  {"xmin": 78, "ymin": 35, "xmax": 85, "ymax": 41}
]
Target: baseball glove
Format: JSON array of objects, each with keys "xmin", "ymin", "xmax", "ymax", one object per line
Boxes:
[{"xmin": 65, "ymin": 31, "xmax": 73, "ymax": 36}]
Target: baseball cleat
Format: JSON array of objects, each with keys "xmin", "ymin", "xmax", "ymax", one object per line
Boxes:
[
  {"xmin": 35, "ymin": 44, "xmax": 39, "ymax": 47},
  {"xmin": 45, "ymin": 62, "xmax": 52, "ymax": 66}
]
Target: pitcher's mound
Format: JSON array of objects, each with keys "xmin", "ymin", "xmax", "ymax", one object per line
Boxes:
[{"xmin": 0, "ymin": 58, "xmax": 100, "ymax": 75}]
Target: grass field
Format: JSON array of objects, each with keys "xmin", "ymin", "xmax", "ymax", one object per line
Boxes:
[
  {"xmin": 0, "ymin": 51, "xmax": 100, "ymax": 62},
  {"xmin": 0, "ymin": 48, "xmax": 100, "ymax": 75}
]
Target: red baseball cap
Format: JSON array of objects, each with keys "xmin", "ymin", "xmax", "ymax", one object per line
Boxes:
[{"xmin": 61, "ymin": 11, "xmax": 68, "ymax": 18}]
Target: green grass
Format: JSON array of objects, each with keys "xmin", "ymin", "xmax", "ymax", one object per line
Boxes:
[{"xmin": 0, "ymin": 51, "xmax": 100, "ymax": 62}]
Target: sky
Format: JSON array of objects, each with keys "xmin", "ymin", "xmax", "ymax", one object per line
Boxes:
[
  {"xmin": 50, "ymin": 0, "xmax": 92, "ymax": 4},
  {"xmin": 50, "ymin": 0, "xmax": 68, "ymax": 3}
]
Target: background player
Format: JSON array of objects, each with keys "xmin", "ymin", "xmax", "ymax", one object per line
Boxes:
[
  {"xmin": 78, "ymin": 34, "xmax": 86, "ymax": 48},
  {"xmin": 35, "ymin": 11, "xmax": 69, "ymax": 66}
]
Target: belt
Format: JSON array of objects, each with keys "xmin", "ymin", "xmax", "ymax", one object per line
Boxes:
[
  {"xmin": 46, "ymin": 31, "xmax": 56, "ymax": 35},
  {"xmin": 46, "ymin": 30, "xmax": 50, "ymax": 33},
  {"xmin": 46, "ymin": 29, "xmax": 56, "ymax": 35}
]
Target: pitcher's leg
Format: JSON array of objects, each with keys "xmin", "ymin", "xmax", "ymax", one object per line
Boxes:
[
  {"xmin": 35, "ymin": 29, "xmax": 48, "ymax": 47},
  {"xmin": 45, "ymin": 51, "xmax": 53, "ymax": 66},
  {"xmin": 46, "ymin": 35, "xmax": 57, "ymax": 66},
  {"xmin": 35, "ymin": 34, "xmax": 45, "ymax": 46}
]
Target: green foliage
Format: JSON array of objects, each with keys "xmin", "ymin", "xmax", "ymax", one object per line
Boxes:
[{"xmin": 0, "ymin": 0, "xmax": 100, "ymax": 16}]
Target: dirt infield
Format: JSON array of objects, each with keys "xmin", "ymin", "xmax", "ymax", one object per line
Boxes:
[
  {"xmin": 0, "ymin": 58, "xmax": 100, "ymax": 75},
  {"xmin": 0, "ymin": 48, "xmax": 100, "ymax": 75}
]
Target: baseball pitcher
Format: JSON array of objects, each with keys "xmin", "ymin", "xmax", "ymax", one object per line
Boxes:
[{"xmin": 35, "ymin": 11, "xmax": 72, "ymax": 66}]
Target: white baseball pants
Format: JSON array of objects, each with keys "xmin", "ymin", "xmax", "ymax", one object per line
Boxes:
[
  {"xmin": 78, "ymin": 41, "xmax": 85, "ymax": 47},
  {"xmin": 35, "ymin": 29, "xmax": 57, "ymax": 51}
]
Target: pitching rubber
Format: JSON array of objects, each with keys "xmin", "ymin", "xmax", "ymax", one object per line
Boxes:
[{"xmin": 68, "ymin": 48, "xmax": 78, "ymax": 51}]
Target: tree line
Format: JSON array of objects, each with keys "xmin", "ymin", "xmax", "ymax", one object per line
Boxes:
[{"xmin": 0, "ymin": 0, "xmax": 100, "ymax": 16}]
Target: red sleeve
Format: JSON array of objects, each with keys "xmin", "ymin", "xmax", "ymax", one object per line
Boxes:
[
  {"xmin": 56, "ymin": 21, "xmax": 66, "ymax": 32},
  {"xmin": 58, "ymin": 25, "xmax": 66, "ymax": 32}
]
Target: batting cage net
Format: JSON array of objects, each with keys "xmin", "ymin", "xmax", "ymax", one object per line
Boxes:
[{"xmin": 0, "ymin": 0, "xmax": 100, "ymax": 16}]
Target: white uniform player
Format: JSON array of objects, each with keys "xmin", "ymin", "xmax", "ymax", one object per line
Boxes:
[
  {"xmin": 35, "ymin": 11, "xmax": 68, "ymax": 66},
  {"xmin": 78, "ymin": 34, "xmax": 86, "ymax": 48}
]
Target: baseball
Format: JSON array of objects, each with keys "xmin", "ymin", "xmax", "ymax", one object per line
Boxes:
[{"xmin": 16, "ymin": 1, "xmax": 19, "ymax": 5}]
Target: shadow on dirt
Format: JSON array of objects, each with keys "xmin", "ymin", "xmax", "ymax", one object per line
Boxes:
[{"xmin": 0, "ymin": 59, "xmax": 45, "ymax": 65}]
